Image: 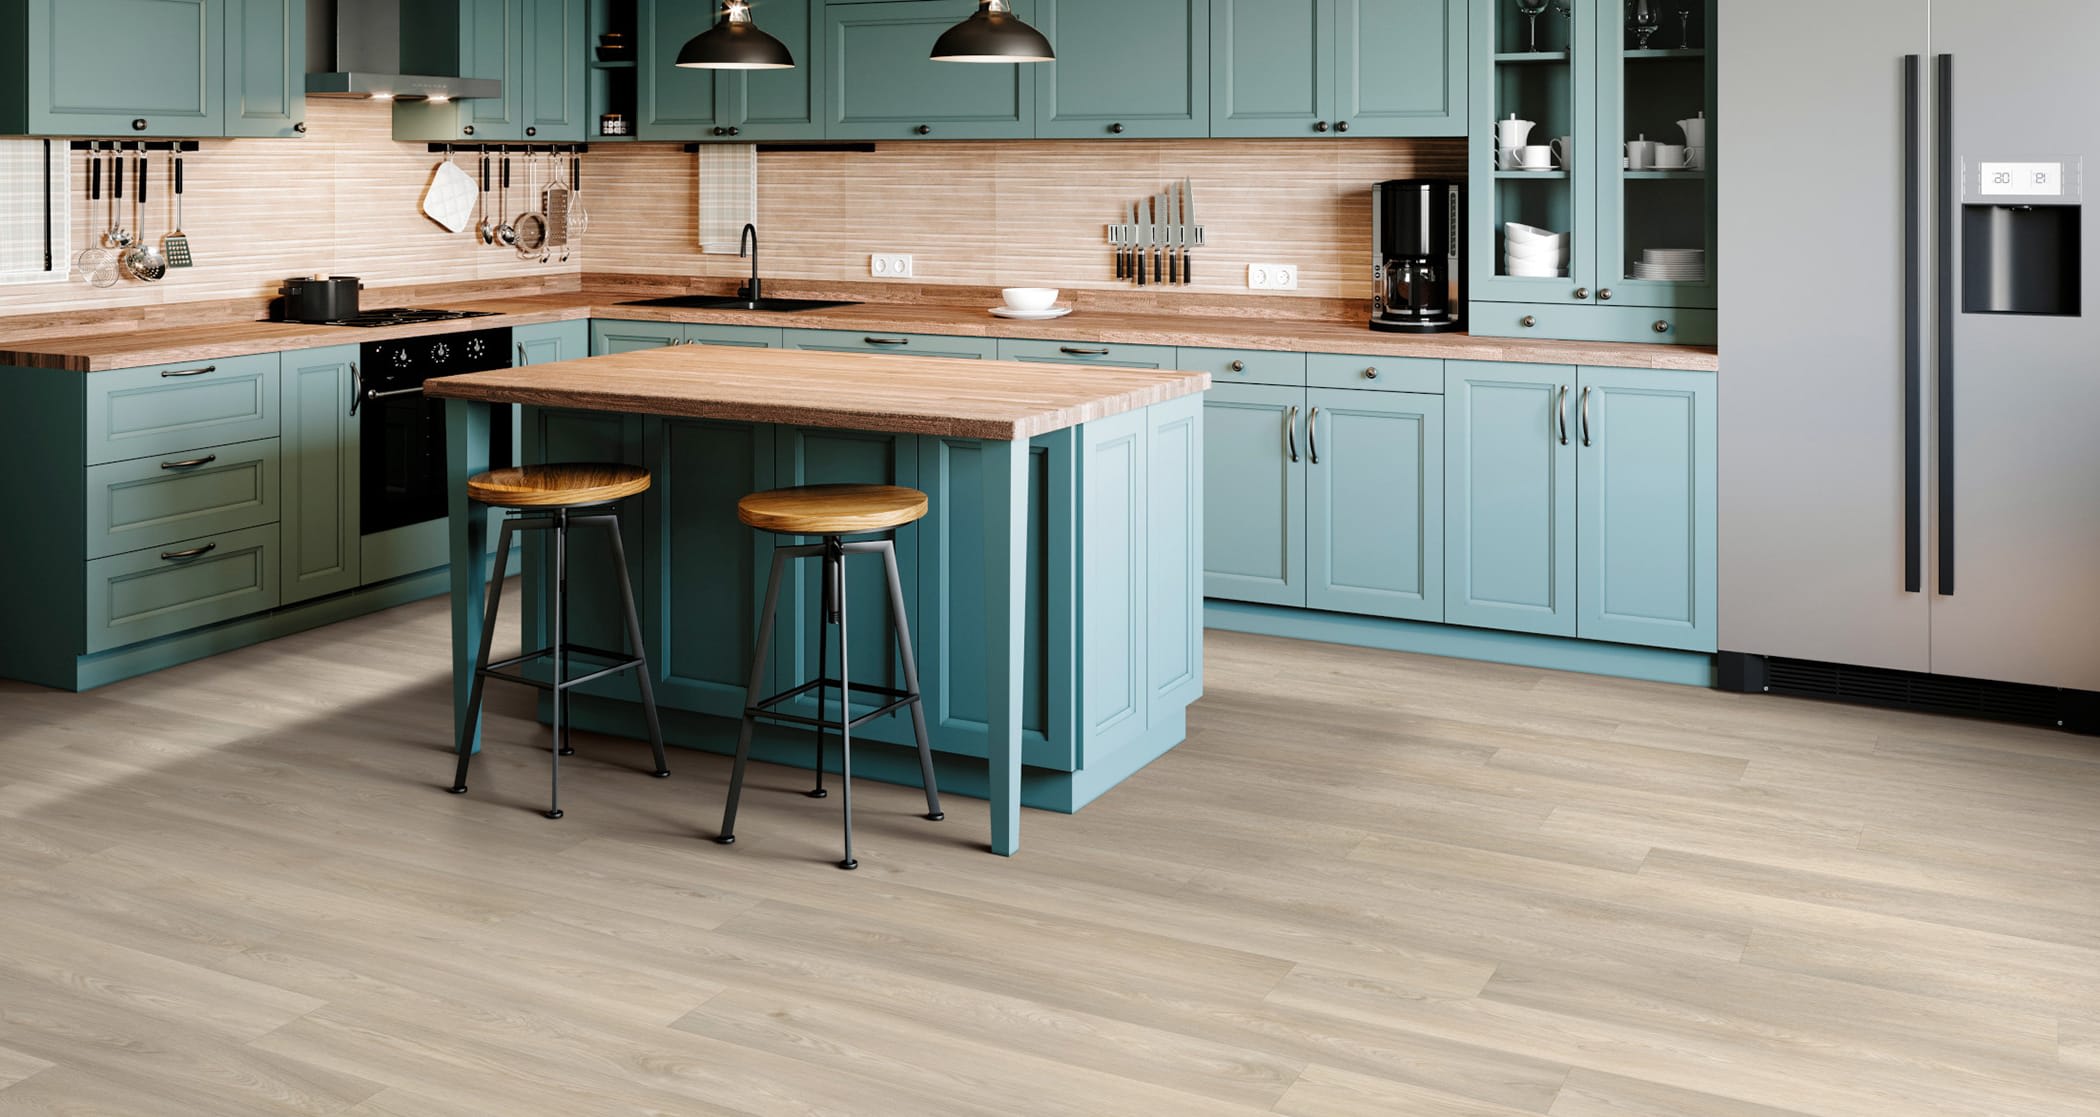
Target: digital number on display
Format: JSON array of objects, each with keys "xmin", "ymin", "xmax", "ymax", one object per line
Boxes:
[{"xmin": 1980, "ymin": 162, "xmax": 2065, "ymax": 197}]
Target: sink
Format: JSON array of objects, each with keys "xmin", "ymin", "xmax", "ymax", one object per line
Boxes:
[{"xmin": 619, "ymin": 295, "xmax": 860, "ymax": 313}]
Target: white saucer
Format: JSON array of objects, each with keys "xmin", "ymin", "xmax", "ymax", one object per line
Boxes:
[{"xmin": 990, "ymin": 306, "xmax": 1073, "ymax": 320}]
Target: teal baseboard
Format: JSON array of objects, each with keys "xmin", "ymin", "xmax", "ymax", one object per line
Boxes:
[
  {"xmin": 559, "ymin": 695, "xmax": 1189, "ymax": 816},
  {"xmin": 1204, "ymin": 601, "xmax": 1716, "ymax": 687}
]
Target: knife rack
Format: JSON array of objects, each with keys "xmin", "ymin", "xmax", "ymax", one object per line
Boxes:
[{"xmin": 1109, "ymin": 181, "xmax": 1204, "ymax": 287}]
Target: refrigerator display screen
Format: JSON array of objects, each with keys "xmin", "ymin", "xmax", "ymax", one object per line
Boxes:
[{"xmin": 1980, "ymin": 161, "xmax": 2064, "ymax": 197}]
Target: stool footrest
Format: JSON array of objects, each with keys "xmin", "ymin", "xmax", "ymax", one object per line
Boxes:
[
  {"xmin": 479, "ymin": 644, "xmax": 647, "ymax": 692},
  {"xmin": 748, "ymin": 677, "xmax": 919, "ymax": 731}
]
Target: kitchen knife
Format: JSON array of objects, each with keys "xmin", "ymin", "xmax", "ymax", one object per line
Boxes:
[
  {"xmin": 1121, "ymin": 201, "xmax": 1135, "ymax": 280},
  {"xmin": 1139, "ymin": 197, "xmax": 1152, "ymax": 287},
  {"xmin": 1167, "ymin": 181, "xmax": 1180, "ymax": 285},
  {"xmin": 1181, "ymin": 178, "xmax": 1195, "ymax": 284},
  {"xmin": 1153, "ymin": 193, "xmax": 1167, "ymax": 285}
]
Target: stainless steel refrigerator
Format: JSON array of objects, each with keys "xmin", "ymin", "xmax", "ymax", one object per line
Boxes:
[{"xmin": 1719, "ymin": 0, "xmax": 2100, "ymax": 723}]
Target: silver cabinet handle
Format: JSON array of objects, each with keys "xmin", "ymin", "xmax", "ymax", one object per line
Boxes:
[
  {"xmin": 364, "ymin": 386, "xmax": 424, "ymax": 403},
  {"xmin": 1580, "ymin": 386, "xmax": 1593, "ymax": 447},
  {"xmin": 864, "ymin": 336, "xmax": 910, "ymax": 345},
  {"xmin": 160, "ymin": 364, "xmax": 217, "ymax": 378},
  {"xmin": 348, "ymin": 361, "xmax": 362, "ymax": 416},
  {"xmin": 160, "ymin": 543, "xmax": 216, "ymax": 561},
  {"xmin": 1285, "ymin": 405, "xmax": 1300, "ymax": 464},
  {"xmin": 160, "ymin": 454, "xmax": 217, "ymax": 470},
  {"xmin": 516, "ymin": 344, "xmax": 527, "ymax": 366},
  {"xmin": 1557, "ymin": 385, "xmax": 1570, "ymax": 446},
  {"xmin": 1307, "ymin": 407, "xmax": 1320, "ymax": 465},
  {"xmin": 1060, "ymin": 346, "xmax": 1111, "ymax": 356}
]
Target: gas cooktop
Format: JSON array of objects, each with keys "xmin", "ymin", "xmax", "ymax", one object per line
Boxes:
[{"xmin": 302, "ymin": 308, "xmax": 502, "ymax": 328}]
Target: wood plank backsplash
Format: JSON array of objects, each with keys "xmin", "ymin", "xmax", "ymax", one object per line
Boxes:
[
  {"xmin": 588, "ymin": 137, "xmax": 1465, "ymax": 300},
  {"xmin": 0, "ymin": 101, "xmax": 581, "ymax": 320},
  {"xmin": 0, "ymin": 101, "xmax": 1461, "ymax": 324}
]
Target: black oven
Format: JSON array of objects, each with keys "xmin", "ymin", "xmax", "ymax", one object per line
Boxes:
[{"xmin": 357, "ymin": 327, "xmax": 514, "ymax": 536}]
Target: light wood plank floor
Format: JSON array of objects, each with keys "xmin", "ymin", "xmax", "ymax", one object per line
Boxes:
[{"xmin": 3, "ymin": 592, "xmax": 2099, "ymax": 1115}]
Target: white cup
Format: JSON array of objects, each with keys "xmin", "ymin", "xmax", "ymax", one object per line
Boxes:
[
  {"xmin": 1685, "ymin": 146, "xmax": 1706, "ymax": 171},
  {"xmin": 1653, "ymin": 144, "xmax": 1688, "ymax": 170},
  {"xmin": 1517, "ymin": 144, "xmax": 1554, "ymax": 170},
  {"xmin": 1496, "ymin": 114, "xmax": 1535, "ymax": 149},
  {"xmin": 1550, "ymin": 136, "xmax": 1574, "ymax": 170},
  {"xmin": 1625, "ymin": 139, "xmax": 1654, "ymax": 170},
  {"xmin": 1496, "ymin": 146, "xmax": 1521, "ymax": 170},
  {"xmin": 1002, "ymin": 288, "xmax": 1060, "ymax": 312}
]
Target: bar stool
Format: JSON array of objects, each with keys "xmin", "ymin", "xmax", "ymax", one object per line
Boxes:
[
  {"xmin": 717, "ymin": 483, "xmax": 943, "ymax": 869},
  {"xmin": 451, "ymin": 463, "xmax": 670, "ymax": 819}
]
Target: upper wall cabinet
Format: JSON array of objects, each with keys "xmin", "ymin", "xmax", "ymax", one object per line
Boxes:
[
  {"xmin": 1211, "ymin": 0, "xmax": 1465, "ymax": 138},
  {"xmin": 1034, "ymin": 0, "xmax": 1208, "ymax": 139},
  {"xmin": 823, "ymin": 0, "xmax": 1035, "ymax": 140},
  {"xmin": 638, "ymin": 0, "xmax": 821, "ymax": 141},
  {"xmin": 395, "ymin": 0, "xmax": 586, "ymax": 142},
  {"xmin": 225, "ymin": 0, "xmax": 307, "ymax": 137},
  {"xmin": 1, "ymin": 0, "xmax": 227, "ymax": 137}
]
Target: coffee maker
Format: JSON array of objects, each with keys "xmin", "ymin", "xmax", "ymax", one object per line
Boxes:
[{"xmin": 1372, "ymin": 179, "xmax": 1465, "ymax": 333}]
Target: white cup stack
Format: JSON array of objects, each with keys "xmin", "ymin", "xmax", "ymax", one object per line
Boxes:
[{"xmin": 1505, "ymin": 222, "xmax": 1570, "ymax": 279}]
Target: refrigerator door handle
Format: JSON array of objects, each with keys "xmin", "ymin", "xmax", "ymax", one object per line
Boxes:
[
  {"xmin": 1903, "ymin": 54, "xmax": 1923, "ymax": 594},
  {"xmin": 1936, "ymin": 53, "xmax": 1957, "ymax": 597}
]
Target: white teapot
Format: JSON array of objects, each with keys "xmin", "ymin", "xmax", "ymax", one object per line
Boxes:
[
  {"xmin": 1496, "ymin": 113, "xmax": 1536, "ymax": 149},
  {"xmin": 1677, "ymin": 111, "xmax": 1706, "ymax": 148}
]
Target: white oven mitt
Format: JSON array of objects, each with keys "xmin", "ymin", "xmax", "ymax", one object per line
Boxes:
[{"xmin": 422, "ymin": 159, "xmax": 477, "ymax": 233}]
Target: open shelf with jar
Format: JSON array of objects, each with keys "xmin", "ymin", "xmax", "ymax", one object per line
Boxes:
[{"xmin": 591, "ymin": 0, "xmax": 638, "ymax": 139}]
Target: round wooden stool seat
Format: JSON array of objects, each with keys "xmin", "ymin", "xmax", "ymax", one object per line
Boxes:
[
  {"xmin": 467, "ymin": 463, "xmax": 652, "ymax": 508},
  {"xmin": 738, "ymin": 484, "xmax": 929, "ymax": 536}
]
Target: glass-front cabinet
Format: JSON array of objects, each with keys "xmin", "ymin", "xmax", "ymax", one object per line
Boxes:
[{"xmin": 1467, "ymin": 0, "xmax": 1714, "ymax": 344}]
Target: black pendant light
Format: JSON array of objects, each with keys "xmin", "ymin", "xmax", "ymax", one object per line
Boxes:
[
  {"xmin": 930, "ymin": 0, "xmax": 1055, "ymax": 63},
  {"xmin": 677, "ymin": 1, "xmax": 796, "ymax": 70}
]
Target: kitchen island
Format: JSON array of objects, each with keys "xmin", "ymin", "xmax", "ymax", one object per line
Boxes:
[{"xmin": 427, "ymin": 345, "xmax": 1210, "ymax": 856}]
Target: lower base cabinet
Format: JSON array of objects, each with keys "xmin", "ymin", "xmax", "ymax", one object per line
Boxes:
[
  {"xmin": 1305, "ymin": 388, "xmax": 1443, "ymax": 622},
  {"xmin": 279, "ymin": 345, "xmax": 361, "ymax": 604}
]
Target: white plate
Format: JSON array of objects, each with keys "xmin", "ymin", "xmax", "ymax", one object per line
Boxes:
[{"xmin": 989, "ymin": 306, "xmax": 1074, "ymax": 320}]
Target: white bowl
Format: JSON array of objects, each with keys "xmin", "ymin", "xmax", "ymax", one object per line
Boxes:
[
  {"xmin": 1504, "ymin": 222, "xmax": 1567, "ymax": 247},
  {"xmin": 1001, "ymin": 288, "xmax": 1060, "ymax": 313},
  {"xmin": 1505, "ymin": 260, "xmax": 1566, "ymax": 278},
  {"xmin": 1504, "ymin": 239, "xmax": 1571, "ymax": 263}
]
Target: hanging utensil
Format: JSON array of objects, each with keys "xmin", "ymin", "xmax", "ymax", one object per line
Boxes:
[
  {"xmin": 541, "ymin": 157, "xmax": 571, "ymax": 264},
  {"xmin": 121, "ymin": 148, "xmax": 166, "ymax": 283},
  {"xmin": 77, "ymin": 145, "xmax": 118, "ymax": 287},
  {"xmin": 164, "ymin": 149, "xmax": 193, "ymax": 268},
  {"xmin": 493, "ymin": 151, "xmax": 518, "ymax": 247},
  {"xmin": 104, "ymin": 145, "xmax": 132, "ymax": 249},
  {"xmin": 513, "ymin": 150, "xmax": 547, "ymax": 260},
  {"xmin": 476, "ymin": 153, "xmax": 494, "ymax": 245}
]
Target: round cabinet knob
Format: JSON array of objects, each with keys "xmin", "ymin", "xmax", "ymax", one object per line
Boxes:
[
  {"xmin": 1336, "ymin": 120, "xmax": 1351, "ymax": 133},
  {"xmin": 1573, "ymin": 288, "xmax": 1590, "ymax": 301},
  {"xmin": 132, "ymin": 118, "xmax": 147, "ymax": 131},
  {"xmin": 1109, "ymin": 123, "xmax": 1126, "ymax": 134},
  {"xmin": 462, "ymin": 125, "xmax": 476, "ymax": 136},
  {"xmin": 1654, "ymin": 320, "xmax": 1673, "ymax": 334},
  {"xmin": 729, "ymin": 126, "xmax": 741, "ymax": 137},
  {"xmin": 525, "ymin": 126, "xmax": 537, "ymax": 137},
  {"xmin": 714, "ymin": 126, "xmax": 728, "ymax": 136},
  {"xmin": 293, "ymin": 121, "xmax": 308, "ymax": 134},
  {"xmin": 1229, "ymin": 360, "xmax": 1245, "ymax": 373},
  {"xmin": 1313, "ymin": 120, "xmax": 1331, "ymax": 133},
  {"xmin": 1363, "ymin": 367, "xmax": 1379, "ymax": 380},
  {"xmin": 915, "ymin": 124, "xmax": 933, "ymax": 135},
  {"xmin": 1598, "ymin": 288, "xmax": 1614, "ymax": 301},
  {"xmin": 1521, "ymin": 315, "xmax": 1539, "ymax": 328}
]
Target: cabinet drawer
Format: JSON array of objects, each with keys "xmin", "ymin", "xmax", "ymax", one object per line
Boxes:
[
  {"xmin": 1177, "ymin": 347, "xmax": 1304, "ymax": 386},
  {"xmin": 997, "ymin": 338, "xmax": 1177, "ymax": 368},
  {"xmin": 85, "ymin": 523, "xmax": 280, "ymax": 653},
  {"xmin": 685, "ymin": 324, "xmax": 784, "ymax": 349},
  {"xmin": 1469, "ymin": 303, "xmax": 1718, "ymax": 347},
  {"xmin": 86, "ymin": 439, "xmax": 280, "ymax": 560},
  {"xmin": 86, "ymin": 352, "xmax": 279, "ymax": 466},
  {"xmin": 1307, "ymin": 353, "xmax": 1441, "ymax": 393},
  {"xmin": 785, "ymin": 329, "xmax": 997, "ymax": 360}
]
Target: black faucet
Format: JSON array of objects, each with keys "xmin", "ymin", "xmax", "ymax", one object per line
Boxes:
[{"xmin": 737, "ymin": 223, "xmax": 761, "ymax": 304}]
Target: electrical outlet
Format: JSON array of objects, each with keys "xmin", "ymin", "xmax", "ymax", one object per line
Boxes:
[
  {"xmin": 1246, "ymin": 263, "xmax": 1300, "ymax": 290},
  {"xmin": 870, "ymin": 253, "xmax": 914, "ymax": 279}
]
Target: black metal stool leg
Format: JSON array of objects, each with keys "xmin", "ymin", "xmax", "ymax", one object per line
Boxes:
[
  {"xmin": 807, "ymin": 539, "xmax": 834, "ymax": 800},
  {"xmin": 557, "ymin": 510, "xmax": 575, "ymax": 758},
  {"xmin": 719, "ymin": 547, "xmax": 793, "ymax": 844},
  {"xmin": 545, "ymin": 510, "xmax": 567, "ymax": 820},
  {"xmin": 451, "ymin": 516, "xmax": 518, "ymax": 795},
  {"xmin": 833, "ymin": 541, "xmax": 857, "ymax": 871},
  {"xmin": 879, "ymin": 540, "xmax": 943, "ymax": 822},
  {"xmin": 594, "ymin": 512, "xmax": 669, "ymax": 778}
]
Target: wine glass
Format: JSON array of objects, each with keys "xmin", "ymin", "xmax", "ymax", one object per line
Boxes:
[
  {"xmin": 1676, "ymin": 1, "xmax": 1695, "ymax": 48},
  {"xmin": 1629, "ymin": 0, "xmax": 1661, "ymax": 50},
  {"xmin": 1517, "ymin": 0, "xmax": 1550, "ymax": 52}
]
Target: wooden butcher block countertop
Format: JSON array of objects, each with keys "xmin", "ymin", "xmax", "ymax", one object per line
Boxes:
[
  {"xmin": 0, "ymin": 288, "xmax": 1720, "ymax": 373},
  {"xmin": 424, "ymin": 343, "xmax": 1213, "ymax": 441}
]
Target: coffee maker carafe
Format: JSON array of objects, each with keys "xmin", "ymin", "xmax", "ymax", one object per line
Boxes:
[{"xmin": 1372, "ymin": 179, "xmax": 1465, "ymax": 333}]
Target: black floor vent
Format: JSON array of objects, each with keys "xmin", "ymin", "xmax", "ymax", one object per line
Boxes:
[{"xmin": 1719, "ymin": 652, "xmax": 2100, "ymax": 735}]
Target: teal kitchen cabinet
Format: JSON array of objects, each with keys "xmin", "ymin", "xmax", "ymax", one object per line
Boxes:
[
  {"xmin": 996, "ymin": 338, "xmax": 1176, "ymax": 369},
  {"xmin": 396, "ymin": 0, "xmax": 585, "ymax": 142},
  {"xmin": 1573, "ymin": 365, "xmax": 1715, "ymax": 652},
  {"xmin": 822, "ymin": 0, "xmax": 1036, "ymax": 140},
  {"xmin": 513, "ymin": 318, "xmax": 589, "ymax": 366},
  {"xmin": 278, "ymin": 345, "xmax": 360, "ymax": 605},
  {"xmin": 592, "ymin": 320, "xmax": 783, "ymax": 354},
  {"xmin": 3, "ymin": 0, "xmax": 225, "ymax": 137},
  {"xmin": 1201, "ymin": 383, "xmax": 1305, "ymax": 607},
  {"xmin": 224, "ymin": 0, "xmax": 306, "ymax": 137},
  {"xmin": 1444, "ymin": 361, "xmax": 1576, "ymax": 637},
  {"xmin": 639, "ymin": 0, "xmax": 821, "ymax": 141},
  {"xmin": 788, "ymin": 329, "xmax": 996, "ymax": 361},
  {"xmin": 1035, "ymin": 0, "xmax": 1208, "ymax": 139},
  {"xmin": 1304, "ymin": 388, "xmax": 1443, "ymax": 622},
  {"xmin": 642, "ymin": 417, "xmax": 772, "ymax": 718},
  {"xmin": 1211, "ymin": 0, "xmax": 1465, "ymax": 138}
]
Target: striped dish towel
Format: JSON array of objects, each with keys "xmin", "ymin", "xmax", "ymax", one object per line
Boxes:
[
  {"xmin": 0, "ymin": 140, "xmax": 68, "ymax": 286},
  {"xmin": 696, "ymin": 143, "xmax": 757, "ymax": 255}
]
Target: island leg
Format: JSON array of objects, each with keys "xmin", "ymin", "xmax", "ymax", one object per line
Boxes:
[
  {"xmin": 983, "ymin": 436, "xmax": 1030, "ymax": 856},
  {"xmin": 447, "ymin": 399, "xmax": 493, "ymax": 762}
]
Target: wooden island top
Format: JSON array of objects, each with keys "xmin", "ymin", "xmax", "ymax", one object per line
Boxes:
[{"xmin": 424, "ymin": 343, "xmax": 1213, "ymax": 441}]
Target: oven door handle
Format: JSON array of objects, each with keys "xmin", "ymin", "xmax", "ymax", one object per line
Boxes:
[
  {"xmin": 363, "ymin": 385, "xmax": 426, "ymax": 404},
  {"xmin": 347, "ymin": 361, "xmax": 362, "ymax": 416}
]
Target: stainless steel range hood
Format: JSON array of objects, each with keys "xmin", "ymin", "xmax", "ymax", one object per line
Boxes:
[{"xmin": 305, "ymin": 0, "xmax": 500, "ymax": 100}]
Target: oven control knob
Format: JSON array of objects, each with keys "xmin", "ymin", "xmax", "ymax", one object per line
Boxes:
[
  {"xmin": 430, "ymin": 341, "xmax": 452, "ymax": 364},
  {"xmin": 392, "ymin": 348, "xmax": 413, "ymax": 371},
  {"xmin": 464, "ymin": 336, "xmax": 488, "ymax": 361}
]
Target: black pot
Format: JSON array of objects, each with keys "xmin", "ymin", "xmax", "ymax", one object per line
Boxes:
[{"xmin": 279, "ymin": 276, "xmax": 363, "ymax": 322}]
